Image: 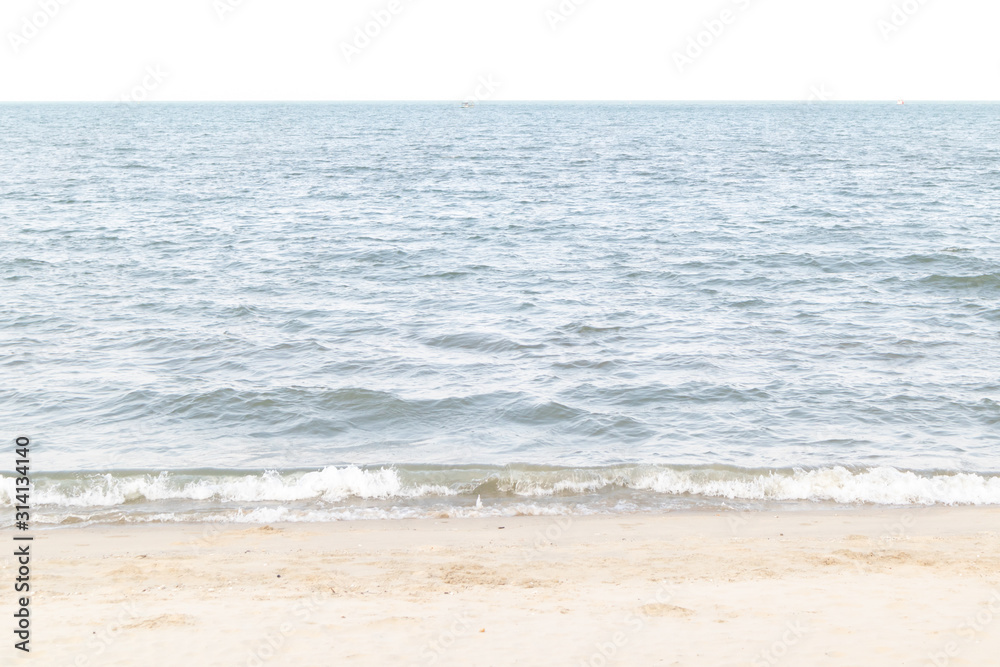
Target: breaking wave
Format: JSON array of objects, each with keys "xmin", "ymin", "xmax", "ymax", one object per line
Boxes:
[{"xmin": 3, "ymin": 464, "xmax": 1000, "ymax": 526}]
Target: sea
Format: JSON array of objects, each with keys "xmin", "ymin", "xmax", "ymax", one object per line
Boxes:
[{"xmin": 2, "ymin": 102, "xmax": 1000, "ymax": 526}]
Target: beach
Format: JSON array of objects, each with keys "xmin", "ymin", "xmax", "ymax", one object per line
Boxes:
[
  {"xmin": 17, "ymin": 507, "xmax": 1000, "ymax": 666},
  {"xmin": 3, "ymin": 2, "xmax": 1000, "ymax": 661},
  {"xmin": 4, "ymin": 102, "xmax": 1000, "ymax": 666}
]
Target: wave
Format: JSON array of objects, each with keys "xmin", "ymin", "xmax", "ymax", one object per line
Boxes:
[
  {"xmin": 921, "ymin": 273, "xmax": 1000, "ymax": 290},
  {"xmin": 0, "ymin": 466, "xmax": 452, "ymax": 508},
  {"xmin": 633, "ymin": 466, "xmax": 1000, "ymax": 505},
  {"xmin": 3, "ymin": 464, "xmax": 1000, "ymax": 512}
]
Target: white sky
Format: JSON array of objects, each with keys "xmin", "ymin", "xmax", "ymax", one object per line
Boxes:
[{"xmin": 1, "ymin": 0, "xmax": 998, "ymax": 101}]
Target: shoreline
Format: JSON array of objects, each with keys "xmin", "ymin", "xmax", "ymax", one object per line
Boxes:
[
  {"xmin": 17, "ymin": 507, "xmax": 1000, "ymax": 665},
  {"xmin": 16, "ymin": 500, "xmax": 1000, "ymax": 530},
  {"xmin": 9, "ymin": 462, "xmax": 1000, "ymax": 527}
]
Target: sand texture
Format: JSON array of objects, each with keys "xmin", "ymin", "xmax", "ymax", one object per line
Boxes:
[{"xmin": 9, "ymin": 508, "xmax": 1000, "ymax": 666}]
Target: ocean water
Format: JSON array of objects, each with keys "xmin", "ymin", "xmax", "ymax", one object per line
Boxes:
[{"xmin": 2, "ymin": 102, "xmax": 1000, "ymax": 524}]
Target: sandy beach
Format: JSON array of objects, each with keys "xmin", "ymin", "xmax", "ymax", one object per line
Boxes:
[{"xmin": 8, "ymin": 507, "xmax": 998, "ymax": 666}]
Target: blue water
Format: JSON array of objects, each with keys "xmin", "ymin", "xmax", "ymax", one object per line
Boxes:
[{"xmin": 2, "ymin": 103, "xmax": 1000, "ymax": 523}]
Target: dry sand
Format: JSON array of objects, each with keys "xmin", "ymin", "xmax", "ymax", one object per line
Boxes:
[{"xmin": 8, "ymin": 508, "xmax": 1000, "ymax": 666}]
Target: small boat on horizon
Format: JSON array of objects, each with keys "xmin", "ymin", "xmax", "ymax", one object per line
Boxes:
[{"xmin": 897, "ymin": 99, "xmax": 905, "ymax": 105}]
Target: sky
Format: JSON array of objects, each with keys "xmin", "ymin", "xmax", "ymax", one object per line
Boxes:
[{"xmin": 1, "ymin": 0, "xmax": 998, "ymax": 101}]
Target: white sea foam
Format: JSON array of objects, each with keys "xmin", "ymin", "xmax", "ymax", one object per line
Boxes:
[
  {"xmin": 635, "ymin": 466, "xmax": 1000, "ymax": 505},
  {"xmin": 489, "ymin": 466, "xmax": 1000, "ymax": 505},
  {"xmin": 3, "ymin": 466, "xmax": 1000, "ymax": 514},
  {"xmin": 0, "ymin": 466, "xmax": 453, "ymax": 508},
  {"xmin": 19, "ymin": 502, "xmax": 586, "ymax": 526}
]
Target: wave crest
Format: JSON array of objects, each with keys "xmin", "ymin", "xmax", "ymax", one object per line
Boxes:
[
  {"xmin": 0, "ymin": 466, "xmax": 452, "ymax": 508},
  {"xmin": 3, "ymin": 465, "xmax": 1000, "ymax": 515}
]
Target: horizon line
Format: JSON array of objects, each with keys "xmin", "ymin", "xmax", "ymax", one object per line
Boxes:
[{"xmin": 1, "ymin": 99, "xmax": 997, "ymax": 104}]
